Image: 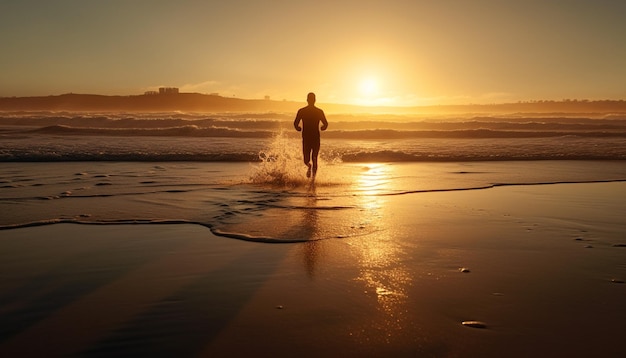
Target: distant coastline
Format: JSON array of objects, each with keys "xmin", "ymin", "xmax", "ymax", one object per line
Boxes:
[{"xmin": 1, "ymin": 92, "xmax": 626, "ymax": 114}]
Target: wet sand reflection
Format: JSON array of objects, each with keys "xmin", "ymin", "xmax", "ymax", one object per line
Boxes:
[
  {"xmin": 351, "ymin": 164, "xmax": 412, "ymax": 336},
  {"xmin": 300, "ymin": 180, "xmax": 322, "ymax": 279}
]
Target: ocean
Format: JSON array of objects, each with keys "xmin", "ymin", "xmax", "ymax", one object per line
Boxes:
[
  {"xmin": 1, "ymin": 111, "xmax": 626, "ymax": 162},
  {"xmin": 1, "ymin": 111, "xmax": 626, "ymax": 242}
]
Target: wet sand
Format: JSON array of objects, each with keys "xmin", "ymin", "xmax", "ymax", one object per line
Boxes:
[{"xmin": 0, "ymin": 182, "xmax": 625, "ymax": 357}]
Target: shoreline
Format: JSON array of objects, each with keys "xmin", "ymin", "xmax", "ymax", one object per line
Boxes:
[{"xmin": 2, "ymin": 177, "xmax": 626, "ymax": 236}]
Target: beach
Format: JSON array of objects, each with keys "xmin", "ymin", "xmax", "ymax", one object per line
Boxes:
[
  {"xmin": 1, "ymin": 161, "xmax": 625, "ymax": 357},
  {"xmin": 3, "ymin": 0, "xmax": 626, "ymax": 355}
]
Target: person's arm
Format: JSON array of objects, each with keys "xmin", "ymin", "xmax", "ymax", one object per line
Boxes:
[
  {"xmin": 320, "ymin": 111, "xmax": 328, "ymax": 131},
  {"xmin": 294, "ymin": 110, "xmax": 302, "ymax": 131}
]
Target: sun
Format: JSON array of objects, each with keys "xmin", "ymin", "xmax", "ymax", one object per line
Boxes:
[{"xmin": 358, "ymin": 78, "xmax": 378, "ymax": 97}]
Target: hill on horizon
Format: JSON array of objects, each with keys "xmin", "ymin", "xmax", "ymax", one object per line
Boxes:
[{"xmin": 1, "ymin": 92, "xmax": 626, "ymax": 115}]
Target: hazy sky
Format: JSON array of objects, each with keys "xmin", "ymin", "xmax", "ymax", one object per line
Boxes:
[{"xmin": 1, "ymin": 0, "xmax": 625, "ymax": 106}]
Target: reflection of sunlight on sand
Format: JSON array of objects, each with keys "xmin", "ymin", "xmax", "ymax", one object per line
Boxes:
[
  {"xmin": 300, "ymin": 183, "xmax": 322, "ymax": 278},
  {"xmin": 350, "ymin": 164, "xmax": 412, "ymax": 335},
  {"xmin": 355, "ymin": 164, "xmax": 390, "ymax": 197}
]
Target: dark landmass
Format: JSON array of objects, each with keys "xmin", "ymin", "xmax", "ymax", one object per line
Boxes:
[
  {"xmin": 0, "ymin": 93, "xmax": 295, "ymax": 113},
  {"xmin": 1, "ymin": 92, "xmax": 626, "ymax": 114}
]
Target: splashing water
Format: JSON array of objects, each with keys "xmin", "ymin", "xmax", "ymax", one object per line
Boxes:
[
  {"xmin": 250, "ymin": 129, "xmax": 342, "ymax": 188},
  {"xmin": 250, "ymin": 129, "xmax": 310, "ymax": 187}
]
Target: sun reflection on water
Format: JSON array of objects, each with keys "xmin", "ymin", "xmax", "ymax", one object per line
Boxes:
[
  {"xmin": 355, "ymin": 163, "xmax": 390, "ymax": 197},
  {"xmin": 350, "ymin": 164, "xmax": 412, "ymax": 335}
]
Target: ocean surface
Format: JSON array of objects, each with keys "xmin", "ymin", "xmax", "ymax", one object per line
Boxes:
[
  {"xmin": 1, "ymin": 111, "xmax": 626, "ymax": 242},
  {"xmin": 1, "ymin": 111, "xmax": 626, "ymax": 162}
]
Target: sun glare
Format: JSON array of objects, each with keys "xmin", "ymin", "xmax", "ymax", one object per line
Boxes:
[{"xmin": 358, "ymin": 78, "xmax": 378, "ymax": 96}]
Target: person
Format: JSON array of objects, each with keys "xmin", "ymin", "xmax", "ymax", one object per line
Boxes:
[{"xmin": 294, "ymin": 92, "xmax": 328, "ymax": 178}]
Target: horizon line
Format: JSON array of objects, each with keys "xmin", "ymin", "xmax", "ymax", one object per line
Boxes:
[{"xmin": 2, "ymin": 92, "xmax": 626, "ymax": 110}]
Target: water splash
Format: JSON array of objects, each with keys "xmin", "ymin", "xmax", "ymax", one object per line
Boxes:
[
  {"xmin": 249, "ymin": 129, "xmax": 342, "ymax": 188},
  {"xmin": 249, "ymin": 129, "xmax": 307, "ymax": 187}
]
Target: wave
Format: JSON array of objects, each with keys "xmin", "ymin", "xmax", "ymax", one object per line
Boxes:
[
  {"xmin": 2, "ymin": 113, "xmax": 626, "ymax": 162},
  {"xmin": 4, "ymin": 149, "xmax": 623, "ymax": 163},
  {"xmin": 325, "ymin": 129, "xmax": 626, "ymax": 139},
  {"xmin": 14, "ymin": 124, "xmax": 626, "ymax": 139},
  {"xmin": 339, "ymin": 150, "xmax": 626, "ymax": 162},
  {"xmin": 0, "ymin": 151, "xmax": 260, "ymax": 162},
  {"xmin": 3, "ymin": 112, "xmax": 626, "ymax": 138},
  {"xmin": 3, "ymin": 132, "xmax": 626, "ymax": 162},
  {"xmin": 377, "ymin": 178, "xmax": 626, "ymax": 196},
  {"xmin": 28, "ymin": 124, "xmax": 275, "ymax": 138}
]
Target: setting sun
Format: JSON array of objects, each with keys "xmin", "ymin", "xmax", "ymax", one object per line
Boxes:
[{"xmin": 358, "ymin": 78, "xmax": 379, "ymax": 97}]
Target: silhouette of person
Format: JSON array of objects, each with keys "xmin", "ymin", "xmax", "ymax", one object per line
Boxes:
[{"xmin": 293, "ymin": 92, "xmax": 328, "ymax": 178}]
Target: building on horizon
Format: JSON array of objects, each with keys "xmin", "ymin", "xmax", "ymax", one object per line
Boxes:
[{"xmin": 159, "ymin": 87, "xmax": 179, "ymax": 95}]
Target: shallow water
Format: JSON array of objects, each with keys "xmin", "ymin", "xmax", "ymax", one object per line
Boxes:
[{"xmin": 1, "ymin": 160, "xmax": 625, "ymax": 243}]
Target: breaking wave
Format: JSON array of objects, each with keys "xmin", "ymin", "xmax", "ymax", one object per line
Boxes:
[{"xmin": 1, "ymin": 111, "xmax": 626, "ymax": 162}]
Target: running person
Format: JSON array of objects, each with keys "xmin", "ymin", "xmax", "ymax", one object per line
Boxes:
[{"xmin": 293, "ymin": 92, "xmax": 328, "ymax": 178}]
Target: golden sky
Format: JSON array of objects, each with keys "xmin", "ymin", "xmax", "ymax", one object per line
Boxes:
[{"xmin": 1, "ymin": 0, "xmax": 625, "ymax": 106}]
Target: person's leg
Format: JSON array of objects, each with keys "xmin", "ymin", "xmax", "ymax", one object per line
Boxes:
[
  {"xmin": 303, "ymin": 141, "xmax": 311, "ymax": 166},
  {"xmin": 311, "ymin": 141, "xmax": 320, "ymax": 176},
  {"xmin": 303, "ymin": 140, "xmax": 312, "ymax": 177}
]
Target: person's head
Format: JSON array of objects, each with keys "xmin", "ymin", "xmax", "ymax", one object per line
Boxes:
[{"xmin": 307, "ymin": 92, "xmax": 316, "ymax": 105}]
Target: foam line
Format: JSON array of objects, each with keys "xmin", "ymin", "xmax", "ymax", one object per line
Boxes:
[{"xmin": 376, "ymin": 178, "xmax": 626, "ymax": 196}]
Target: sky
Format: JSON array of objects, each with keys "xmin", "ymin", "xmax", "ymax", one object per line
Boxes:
[{"xmin": 1, "ymin": 0, "xmax": 625, "ymax": 106}]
